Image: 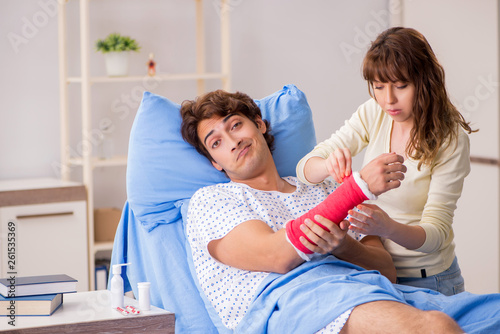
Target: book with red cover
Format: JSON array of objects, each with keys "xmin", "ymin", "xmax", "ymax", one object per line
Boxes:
[{"xmin": 0, "ymin": 274, "xmax": 77, "ymax": 297}]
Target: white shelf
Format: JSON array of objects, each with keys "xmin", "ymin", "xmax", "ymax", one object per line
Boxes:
[
  {"xmin": 69, "ymin": 155, "xmax": 128, "ymax": 168},
  {"xmin": 67, "ymin": 72, "xmax": 228, "ymax": 84},
  {"xmin": 58, "ymin": 0, "xmax": 231, "ymax": 291},
  {"xmin": 0, "ymin": 177, "xmax": 82, "ymax": 192},
  {"xmin": 94, "ymin": 241, "xmax": 115, "ymax": 252}
]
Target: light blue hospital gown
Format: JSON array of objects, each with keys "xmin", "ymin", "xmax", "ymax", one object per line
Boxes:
[{"xmin": 186, "ymin": 176, "xmax": 364, "ymax": 333}]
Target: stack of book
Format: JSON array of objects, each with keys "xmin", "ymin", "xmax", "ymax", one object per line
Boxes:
[{"xmin": 0, "ymin": 274, "xmax": 77, "ymax": 316}]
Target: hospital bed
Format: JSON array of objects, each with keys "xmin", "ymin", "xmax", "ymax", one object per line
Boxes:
[
  {"xmin": 109, "ymin": 84, "xmax": 317, "ymax": 333},
  {"xmin": 109, "ymin": 84, "xmax": 500, "ymax": 333}
]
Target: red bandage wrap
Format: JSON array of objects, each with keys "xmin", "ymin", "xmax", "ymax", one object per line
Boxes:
[{"xmin": 286, "ymin": 174, "xmax": 368, "ymax": 254}]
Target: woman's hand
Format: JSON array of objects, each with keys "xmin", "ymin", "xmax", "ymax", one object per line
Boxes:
[
  {"xmin": 348, "ymin": 204, "xmax": 426, "ymax": 250},
  {"xmin": 359, "ymin": 152, "xmax": 406, "ymax": 196},
  {"xmin": 298, "ymin": 215, "xmax": 350, "ymax": 254},
  {"xmin": 324, "ymin": 148, "xmax": 352, "ymax": 183},
  {"xmin": 348, "ymin": 204, "xmax": 395, "ymax": 237}
]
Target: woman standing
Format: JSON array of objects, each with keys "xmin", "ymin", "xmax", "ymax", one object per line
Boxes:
[{"xmin": 297, "ymin": 27, "xmax": 476, "ymax": 295}]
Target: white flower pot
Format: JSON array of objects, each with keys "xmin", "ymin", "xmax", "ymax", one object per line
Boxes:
[{"xmin": 104, "ymin": 52, "xmax": 130, "ymax": 77}]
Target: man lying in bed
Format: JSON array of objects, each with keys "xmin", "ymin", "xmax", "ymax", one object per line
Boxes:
[{"xmin": 180, "ymin": 90, "xmax": 500, "ymax": 333}]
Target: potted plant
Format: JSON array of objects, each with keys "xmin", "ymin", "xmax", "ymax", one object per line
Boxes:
[{"xmin": 95, "ymin": 33, "xmax": 140, "ymax": 76}]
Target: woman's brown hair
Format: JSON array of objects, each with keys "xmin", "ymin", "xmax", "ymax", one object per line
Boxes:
[
  {"xmin": 363, "ymin": 27, "xmax": 476, "ymax": 169},
  {"xmin": 180, "ymin": 90, "xmax": 274, "ymax": 162}
]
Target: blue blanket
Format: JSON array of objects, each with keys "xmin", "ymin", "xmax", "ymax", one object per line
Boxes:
[{"xmin": 235, "ymin": 256, "xmax": 500, "ymax": 333}]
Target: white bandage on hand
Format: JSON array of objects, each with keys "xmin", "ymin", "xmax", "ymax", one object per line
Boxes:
[
  {"xmin": 285, "ymin": 222, "xmax": 313, "ymax": 261},
  {"xmin": 352, "ymin": 171, "xmax": 377, "ymax": 200}
]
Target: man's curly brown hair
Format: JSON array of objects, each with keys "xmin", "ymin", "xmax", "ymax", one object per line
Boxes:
[{"xmin": 180, "ymin": 90, "xmax": 275, "ymax": 162}]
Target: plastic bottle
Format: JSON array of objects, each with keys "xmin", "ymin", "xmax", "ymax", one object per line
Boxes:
[
  {"xmin": 110, "ymin": 263, "xmax": 130, "ymax": 309},
  {"xmin": 137, "ymin": 282, "xmax": 151, "ymax": 311}
]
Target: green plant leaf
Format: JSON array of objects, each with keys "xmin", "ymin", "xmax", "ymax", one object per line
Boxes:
[{"xmin": 95, "ymin": 33, "xmax": 141, "ymax": 53}]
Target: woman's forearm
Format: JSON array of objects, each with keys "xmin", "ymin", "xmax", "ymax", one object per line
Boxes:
[
  {"xmin": 303, "ymin": 157, "xmax": 329, "ymax": 184},
  {"xmin": 386, "ymin": 223, "xmax": 426, "ymax": 250}
]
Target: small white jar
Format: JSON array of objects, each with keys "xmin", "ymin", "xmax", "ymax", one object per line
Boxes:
[{"xmin": 137, "ymin": 282, "xmax": 151, "ymax": 311}]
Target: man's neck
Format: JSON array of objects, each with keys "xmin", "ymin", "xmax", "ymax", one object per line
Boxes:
[{"xmin": 231, "ymin": 168, "xmax": 296, "ymax": 193}]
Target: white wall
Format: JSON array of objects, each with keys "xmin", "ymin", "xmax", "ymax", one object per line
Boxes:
[
  {"xmin": 2, "ymin": 1, "xmax": 497, "ymax": 293},
  {"xmin": 1, "ymin": 1, "xmax": 61, "ymax": 180},
  {"xmin": 402, "ymin": 0, "xmax": 500, "ymax": 294},
  {"xmin": 230, "ymin": 0, "xmax": 391, "ymax": 143},
  {"xmin": 0, "ymin": 0, "xmax": 388, "ymax": 207}
]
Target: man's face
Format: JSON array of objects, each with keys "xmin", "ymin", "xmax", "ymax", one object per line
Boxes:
[{"xmin": 197, "ymin": 113, "xmax": 270, "ymax": 182}]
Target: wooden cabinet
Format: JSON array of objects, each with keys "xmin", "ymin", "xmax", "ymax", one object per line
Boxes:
[{"xmin": 0, "ymin": 178, "xmax": 89, "ymax": 291}]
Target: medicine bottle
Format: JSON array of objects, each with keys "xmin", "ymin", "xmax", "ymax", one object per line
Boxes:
[
  {"xmin": 110, "ymin": 263, "xmax": 130, "ymax": 309},
  {"xmin": 138, "ymin": 282, "xmax": 151, "ymax": 311}
]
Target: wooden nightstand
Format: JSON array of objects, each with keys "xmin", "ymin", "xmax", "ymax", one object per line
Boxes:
[
  {"xmin": 0, "ymin": 178, "xmax": 89, "ymax": 291},
  {"xmin": 0, "ymin": 290, "xmax": 175, "ymax": 333}
]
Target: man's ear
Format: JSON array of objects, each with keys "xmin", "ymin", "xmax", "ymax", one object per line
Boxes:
[
  {"xmin": 211, "ymin": 160, "xmax": 223, "ymax": 171},
  {"xmin": 256, "ymin": 117, "xmax": 267, "ymax": 134}
]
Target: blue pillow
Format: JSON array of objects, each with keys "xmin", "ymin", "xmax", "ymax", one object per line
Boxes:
[{"xmin": 127, "ymin": 84, "xmax": 316, "ymax": 231}]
